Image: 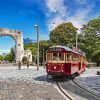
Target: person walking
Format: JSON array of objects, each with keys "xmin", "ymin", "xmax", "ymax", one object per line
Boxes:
[
  {"xmin": 27, "ymin": 61, "xmax": 29, "ymax": 69},
  {"xmin": 18, "ymin": 61, "xmax": 21, "ymax": 70}
]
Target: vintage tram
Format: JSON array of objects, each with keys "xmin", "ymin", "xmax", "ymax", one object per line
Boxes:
[{"xmin": 46, "ymin": 45, "xmax": 86, "ymax": 77}]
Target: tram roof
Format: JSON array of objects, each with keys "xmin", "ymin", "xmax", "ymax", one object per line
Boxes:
[
  {"xmin": 50, "ymin": 45, "xmax": 72, "ymax": 52},
  {"xmin": 50, "ymin": 45, "xmax": 85, "ymax": 56}
]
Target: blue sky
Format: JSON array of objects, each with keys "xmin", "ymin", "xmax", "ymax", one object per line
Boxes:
[{"xmin": 0, "ymin": 0, "xmax": 100, "ymax": 54}]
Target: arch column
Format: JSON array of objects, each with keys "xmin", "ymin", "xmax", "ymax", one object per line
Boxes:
[{"xmin": 16, "ymin": 33, "xmax": 24, "ymax": 63}]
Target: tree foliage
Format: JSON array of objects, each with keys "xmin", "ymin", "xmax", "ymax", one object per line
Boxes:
[
  {"xmin": 4, "ymin": 47, "xmax": 15, "ymax": 62},
  {"xmin": 39, "ymin": 40, "xmax": 50, "ymax": 65},
  {"xmin": 50, "ymin": 22, "xmax": 77, "ymax": 47},
  {"xmin": 0, "ymin": 55, "xmax": 3, "ymax": 61},
  {"xmin": 4, "ymin": 54, "xmax": 11, "ymax": 61},
  {"xmin": 24, "ymin": 43, "xmax": 37, "ymax": 63},
  {"xmin": 79, "ymin": 17, "xmax": 100, "ymax": 65},
  {"xmin": 10, "ymin": 47, "xmax": 15, "ymax": 62}
]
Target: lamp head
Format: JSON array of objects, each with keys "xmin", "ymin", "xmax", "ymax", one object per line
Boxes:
[{"xmin": 34, "ymin": 25, "xmax": 38, "ymax": 27}]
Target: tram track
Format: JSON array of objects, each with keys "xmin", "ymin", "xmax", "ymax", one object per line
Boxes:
[
  {"xmin": 48, "ymin": 76, "xmax": 75, "ymax": 100},
  {"xmin": 56, "ymin": 81, "xmax": 74, "ymax": 100},
  {"xmin": 72, "ymin": 79, "xmax": 100, "ymax": 100},
  {"xmin": 48, "ymin": 74, "xmax": 100, "ymax": 100},
  {"xmin": 59, "ymin": 76, "xmax": 100, "ymax": 100}
]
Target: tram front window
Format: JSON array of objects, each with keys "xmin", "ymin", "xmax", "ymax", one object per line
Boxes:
[
  {"xmin": 53, "ymin": 53, "xmax": 58, "ymax": 61},
  {"xmin": 53, "ymin": 53, "xmax": 64, "ymax": 61},
  {"xmin": 59, "ymin": 53, "xmax": 64, "ymax": 61},
  {"xmin": 47, "ymin": 53, "xmax": 52, "ymax": 62}
]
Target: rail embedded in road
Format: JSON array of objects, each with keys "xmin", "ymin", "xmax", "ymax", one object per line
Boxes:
[
  {"xmin": 72, "ymin": 79, "xmax": 100, "ymax": 100},
  {"xmin": 56, "ymin": 81, "xmax": 75, "ymax": 100}
]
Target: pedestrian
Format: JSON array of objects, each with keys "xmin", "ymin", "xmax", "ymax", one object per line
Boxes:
[
  {"xmin": 18, "ymin": 61, "xmax": 21, "ymax": 70},
  {"xmin": 27, "ymin": 61, "xmax": 29, "ymax": 69}
]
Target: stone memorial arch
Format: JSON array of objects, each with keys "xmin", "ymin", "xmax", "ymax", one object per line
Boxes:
[{"xmin": 0, "ymin": 28, "xmax": 32, "ymax": 63}]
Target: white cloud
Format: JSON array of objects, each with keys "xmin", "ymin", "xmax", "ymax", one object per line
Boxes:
[
  {"xmin": 46, "ymin": 0, "xmax": 67, "ymax": 15},
  {"xmin": 0, "ymin": 50, "xmax": 10, "ymax": 54},
  {"xmin": 74, "ymin": 0, "xmax": 88, "ymax": 5},
  {"xmin": 45, "ymin": 0, "xmax": 94, "ymax": 31},
  {"xmin": 0, "ymin": 50, "xmax": 10, "ymax": 52},
  {"xmin": 48, "ymin": 16, "xmax": 64, "ymax": 31},
  {"xmin": 68, "ymin": 5, "xmax": 93, "ymax": 28},
  {"xmin": 45, "ymin": 0, "xmax": 68, "ymax": 31}
]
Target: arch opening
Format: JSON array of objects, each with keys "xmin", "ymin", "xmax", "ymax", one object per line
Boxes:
[{"xmin": 0, "ymin": 36, "xmax": 16, "ymax": 63}]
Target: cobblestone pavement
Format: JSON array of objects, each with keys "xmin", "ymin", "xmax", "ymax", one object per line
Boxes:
[
  {"xmin": 60, "ymin": 68, "xmax": 100, "ymax": 100},
  {"xmin": 75, "ymin": 68, "xmax": 100, "ymax": 95},
  {"xmin": 0, "ymin": 66, "xmax": 65, "ymax": 100}
]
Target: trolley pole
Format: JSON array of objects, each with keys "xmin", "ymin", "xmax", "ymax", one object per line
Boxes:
[
  {"xmin": 76, "ymin": 32, "xmax": 78, "ymax": 50},
  {"xmin": 43, "ymin": 48, "xmax": 45, "ymax": 68},
  {"xmin": 34, "ymin": 25, "xmax": 39, "ymax": 70}
]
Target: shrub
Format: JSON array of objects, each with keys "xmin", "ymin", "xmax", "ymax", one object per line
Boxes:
[{"xmin": 22, "ymin": 56, "xmax": 28, "ymax": 64}]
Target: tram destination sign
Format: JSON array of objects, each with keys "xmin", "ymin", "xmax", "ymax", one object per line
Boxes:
[{"xmin": 49, "ymin": 48, "xmax": 63, "ymax": 52}]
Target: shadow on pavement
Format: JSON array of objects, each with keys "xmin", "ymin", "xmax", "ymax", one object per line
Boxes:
[{"xmin": 34, "ymin": 75, "xmax": 71, "ymax": 83}]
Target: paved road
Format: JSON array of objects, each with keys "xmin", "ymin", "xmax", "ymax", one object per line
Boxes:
[
  {"xmin": 60, "ymin": 67, "xmax": 100, "ymax": 100},
  {"xmin": 0, "ymin": 66, "xmax": 65, "ymax": 100}
]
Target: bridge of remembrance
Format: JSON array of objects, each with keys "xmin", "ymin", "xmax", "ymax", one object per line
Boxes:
[{"xmin": 0, "ymin": 28, "xmax": 32, "ymax": 63}]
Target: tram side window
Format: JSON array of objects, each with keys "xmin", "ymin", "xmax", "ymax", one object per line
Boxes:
[
  {"xmin": 59, "ymin": 53, "xmax": 64, "ymax": 61},
  {"xmin": 72, "ymin": 54, "xmax": 78, "ymax": 62},
  {"xmin": 66, "ymin": 54, "xmax": 71, "ymax": 61},
  {"xmin": 47, "ymin": 53, "xmax": 52, "ymax": 62}
]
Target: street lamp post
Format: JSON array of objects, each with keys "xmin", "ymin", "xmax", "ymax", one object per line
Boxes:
[{"xmin": 34, "ymin": 25, "xmax": 39, "ymax": 70}]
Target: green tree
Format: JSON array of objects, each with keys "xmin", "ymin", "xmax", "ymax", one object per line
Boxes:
[
  {"xmin": 10, "ymin": 47, "xmax": 15, "ymax": 62},
  {"xmin": 39, "ymin": 40, "xmax": 50, "ymax": 65},
  {"xmin": 24, "ymin": 41, "xmax": 50, "ymax": 65},
  {"xmin": 80, "ymin": 17, "xmax": 100, "ymax": 65},
  {"xmin": 24, "ymin": 43, "xmax": 37, "ymax": 63},
  {"xmin": 50, "ymin": 22, "xmax": 77, "ymax": 47},
  {"xmin": 4, "ymin": 54, "xmax": 11, "ymax": 61},
  {"xmin": 4, "ymin": 47, "xmax": 15, "ymax": 62},
  {"xmin": 0, "ymin": 55, "xmax": 3, "ymax": 61}
]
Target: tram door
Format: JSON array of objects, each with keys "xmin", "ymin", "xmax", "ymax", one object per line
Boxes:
[{"xmin": 79, "ymin": 56, "xmax": 82, "ymax": 70}]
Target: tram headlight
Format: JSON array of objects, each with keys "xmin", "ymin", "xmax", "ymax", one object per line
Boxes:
[{"xmin": 62, "ymin": 70, "xmax": 64, "ymax": 72}]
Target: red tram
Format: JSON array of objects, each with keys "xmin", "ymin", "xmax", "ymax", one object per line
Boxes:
[{"xmin": 46, "ymin": 46, "xmax": 86, "ymax": 77}]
